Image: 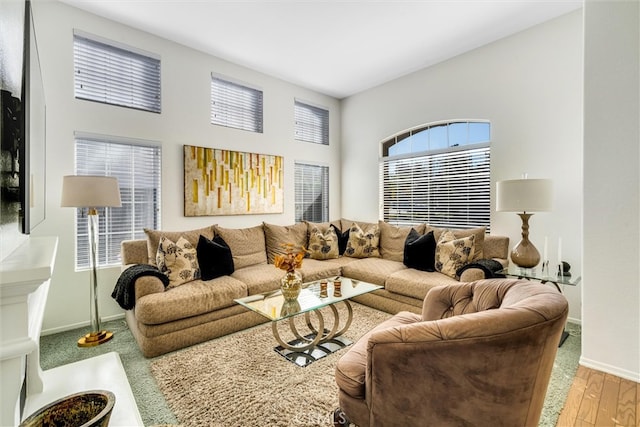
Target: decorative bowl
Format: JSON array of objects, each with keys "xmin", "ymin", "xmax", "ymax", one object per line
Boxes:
[{"xmin": 20, "ymin": 390, "xmax": 115, "ymax": 427}]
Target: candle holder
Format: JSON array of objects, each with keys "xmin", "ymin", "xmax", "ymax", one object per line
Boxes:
[
  {"xmin": 333, "ymin": 279, "xmax": 342, "ymax": 297},
  {"xmin": 320, "ymin": 280, "xmax": 328, "ymax": 298}
]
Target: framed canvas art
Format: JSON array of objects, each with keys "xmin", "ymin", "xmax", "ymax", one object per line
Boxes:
[{"xmin": 184, "ymin": 145, "xmax": 284, "ymax": 216}]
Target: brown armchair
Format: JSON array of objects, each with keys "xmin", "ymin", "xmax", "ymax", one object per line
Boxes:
[{"xmin": 334, "ymin": 279, "xmax": 568, "ymax": 427}]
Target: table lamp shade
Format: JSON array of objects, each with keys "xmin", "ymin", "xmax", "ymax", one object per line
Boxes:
[
  {"xmin": 61, "ymin": 175, "xmax": 121, "ymax": 208},
  {"xmin": 496, "ymin": 179, "xmax": 552, "ymax": 213}
]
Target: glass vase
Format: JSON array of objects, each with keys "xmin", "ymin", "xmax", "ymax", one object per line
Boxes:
[{"xmin": 281, "ymin": 270, "xmax": 302, "ymax": 301}]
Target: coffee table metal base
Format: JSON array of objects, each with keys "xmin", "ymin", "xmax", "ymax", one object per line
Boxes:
[
  {"xmin": 274, "ymin": 335, "xmax": 353, "ymax": 367},
  {"xmin": 272, "ymin": 300, "xmax": 354, "ymax": 366}
]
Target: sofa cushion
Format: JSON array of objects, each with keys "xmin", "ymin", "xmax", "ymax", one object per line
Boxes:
[
  {"xmin": 378, "ymin": 221, "xmax": 426, "ymax": 262},
  {"xmin": 296, "ymin": 258, "xmax": 342, "ymax": 283},
  {"xmin": 435, "ymin": 231, "xmax": 476, "ymax": 279},
  {"xmin": 335, "ymin": 311, "xmax": 420, "ymax": 399},
  {"xmin": 263, "ymin": 222, "xmax": 308, "ymax": 264},
  {"xmin": 345, "ymin": 222, "xmax": 380, "ymax": 258},
  {"xmin": 135, "ymin": 275, "xmax": 248, "ymax": 324},
  {"xmin": 156, "ymin": 236, "xmax": 200, "ymax": 288},
  {"xmin": 427, "ymin": 225, "xmax": 486, "ymax": 261},
  {"xmin": 231, "ymin": 263, "xmax": 284, "ymax": 295},
  {"xmin": 214, "ymin": 225, "xmax": 267, "ymax": 270},
  {"xmin": 403, "ymin": 229, "xmax": 437, "ymax": 271},
  {"xmin": 304, "ymin": 220, "xmax": 342, "ymax": 234},
  {"xmin": 144, "ymin": 225, "xmax": 215, "ymax": 265},
  {"xmin": 197, "ymin": 235, "xmax": 234, "ymax": 280},
  {"xmin": 341, "ymin": 258, "xmax": 407, "ymax": 286},
  {"xmin": 386, "ymin": 268, "xmax": 458, "ymax": 300},
  {"xmin": 340, "ymin": 218, "xmax": 376, "ymax": 233},
  {"xmin": 307, "ymin": 226, "xmax": 339, "ymax": 260}
]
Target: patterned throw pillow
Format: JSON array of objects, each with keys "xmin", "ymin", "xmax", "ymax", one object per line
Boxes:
[
  {"xmin": 156, "ymin": 236, "xmax": 200, "ymax": 288},
  {"xmin": 344, "ymin": 223, "xmax": 380, "ymax": 258},
  {"xmin": 307, "ymin": 226, "xmax": 339, "ymax": 260},
  {"xmin": 435, "ymin": 231, "xmax": 475, "ymax": 279}
]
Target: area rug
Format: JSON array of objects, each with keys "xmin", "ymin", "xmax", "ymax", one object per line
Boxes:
[{"xmin": 150, "ymin": 303, "xmax": 580, "ymax": 427}]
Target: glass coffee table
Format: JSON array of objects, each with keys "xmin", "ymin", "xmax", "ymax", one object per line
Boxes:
[{"xmin": 235, "ymin": 276, "xmax": 382, "ymax": 366}]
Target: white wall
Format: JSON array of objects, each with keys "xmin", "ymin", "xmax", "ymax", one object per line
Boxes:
[
  {"xmin": 341, "ymin": 11, "xmax": 584, "ymax": 322},
  {"xmin": 582, "ymin": 0, "xmax": 640, "ymax": 382},
  {"xmin": 30, "ymin": 0, "xmax": 342, "ymax": 333}
]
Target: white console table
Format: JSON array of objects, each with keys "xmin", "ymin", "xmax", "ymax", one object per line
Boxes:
[
  {"xmin": 0, "ymin": 236, "xmax": 143, "ymax": 426},
  {"xmin": 0, "ymin": 236, "xmax": 58, "ymax": 426}
]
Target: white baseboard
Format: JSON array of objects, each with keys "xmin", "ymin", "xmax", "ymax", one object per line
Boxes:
[
  {"xmin": 579, "ymin": 356, "xmax": 640, "ymax": 382},
  {"xmin": 567, "ymin": 316, "xmax": 581, "ymax": 325},
  {"xmin": 41, "ymin": 313, "xmax": 125, "ymax": 337}
]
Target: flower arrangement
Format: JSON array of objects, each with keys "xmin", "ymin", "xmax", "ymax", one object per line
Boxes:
[{"xmin": 274, "ymin": 243, "xmax": 306, "ymax": 273}]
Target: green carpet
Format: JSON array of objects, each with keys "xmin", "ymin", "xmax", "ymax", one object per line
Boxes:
[{"xmin": 40, "ymin": 313, "xmax": 581, "ymax": 426}]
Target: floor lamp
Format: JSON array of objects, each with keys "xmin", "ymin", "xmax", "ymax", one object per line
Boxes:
[
  {"xmin": 61, "ymin": 175, "xmax": 121, "ymax": 347},
  {"xmin": 496, "ymin": 178, "xmax": 552, "ymax": 269}
]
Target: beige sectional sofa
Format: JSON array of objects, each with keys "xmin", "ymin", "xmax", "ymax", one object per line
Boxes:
[{"xmin": 119, "ymin": 219, "xmax": 509, "ymax": 357}]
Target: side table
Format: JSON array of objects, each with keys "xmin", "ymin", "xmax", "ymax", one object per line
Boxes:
[{"xmin": 497, "ymin": 265, "xmax": 580, "ymax": 346}]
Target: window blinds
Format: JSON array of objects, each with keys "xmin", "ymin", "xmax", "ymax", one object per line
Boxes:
[
  {"xmin": 211, "ymin": 76, "xmax": 263, "ymax": 133},
  {"xmin": 295, "ymin": 163, "xmax": 329, "ymax": 223},
  {"xmin": 74, "ymin": 135, "xmax": 162, "ymax": 269},
  {"xmin": 380, "ymin": 147, "xmax": 490, "ymax": 230},
  {"xmin": 73, "ymin": 33, "xmax": 161, "ymax": 113},
  {"xmin": 294, "ymin": 100, "xmax": 329, "ymax": 145}
]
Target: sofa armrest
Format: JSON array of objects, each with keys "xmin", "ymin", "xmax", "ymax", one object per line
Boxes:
[
  {"xmin": 458, "ymin": 267, "xmax": 486, "ymax": 282},
  {"xmin": 122, "ymin": 264, "xmax": 166, "ymax": 300}
]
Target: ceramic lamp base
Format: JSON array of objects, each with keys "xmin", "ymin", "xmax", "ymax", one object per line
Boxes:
[
  {"xmin": 510, "ymin": 239, "xmax": 541, "ymax": 268},
  {"xmin": 510, "ymin": 212, "xmax": 541, "ymax": 268},
  {"xmin": 78, "ymin": 330, "xmax": 113, "ymax": 347}
]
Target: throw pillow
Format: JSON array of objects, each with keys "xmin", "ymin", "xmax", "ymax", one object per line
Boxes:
[
  {"xmin": 403, "ymin": 229, "xmax": 437, "ymax": 271},
  {"xmin": 307, "ymin": 226, "xmax": 339, "ymax": 260},
  {"xmin": 330, "ymin": 224, "xmax": 350, "ymax": 255},
  {"xmin": 196, "ymin": 235, "xmax": 234, "ymax": 280},
  {"xmin": 144, "ymin": 225, "xmax": 215, "ymax": 266},
  {"xmin": 435, "ymin": 231, "xmax": 475, "ymax": 279},
  {"xmin": 344, "ymin": 223, "xmax": 380, "ymax": 258},
  {"xmin": 426, "ymin": 225, "xmax": 486, "ymax": 261},
  {"xmin": 156, "ymin": 236, "xmax": 200, "ymax": 288}
]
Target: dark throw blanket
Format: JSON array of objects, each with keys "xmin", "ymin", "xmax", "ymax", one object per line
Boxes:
[
  {"xmin": 456, "ymin": 259, "xmax": 506, "ymax": 279},
  {"xmin": 111, "ymin": 264, "xmax": 169, "ymax": 310}
]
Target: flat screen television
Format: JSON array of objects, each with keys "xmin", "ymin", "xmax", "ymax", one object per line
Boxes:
[{"xmin": 0, "ymin": 0, "xmax": 45, "ymax": 238}]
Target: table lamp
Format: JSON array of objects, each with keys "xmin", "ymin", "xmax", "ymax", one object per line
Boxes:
[
  {"xmin": 496, "ymin": 178, "xmax": 552, "ymax": 268},
  {"xmin": 61, "ymin": 175, "xmax": 121, "ymax": 347}
]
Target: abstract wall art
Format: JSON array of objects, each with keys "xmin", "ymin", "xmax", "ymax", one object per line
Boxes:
[{"xmin": 184, "ymin": 145, "xmax": 284, "ymax": 216}]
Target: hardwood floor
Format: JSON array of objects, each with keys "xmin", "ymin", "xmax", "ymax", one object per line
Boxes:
[{"xmin": 556, "ymin": 365, "xmax": 640, "ymax": 426}]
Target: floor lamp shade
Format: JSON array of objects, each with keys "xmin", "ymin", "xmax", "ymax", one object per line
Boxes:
[
  {"xmin": 60, "ymin": 175, "xmax": 121, "ymax": 208},
  {"xmin": 496, "ymin": 179, "xmax": 552, "ymax": 268},
  {"xmin": 61, "ymin": 175, "xmax": 121, "ymax": 347}
]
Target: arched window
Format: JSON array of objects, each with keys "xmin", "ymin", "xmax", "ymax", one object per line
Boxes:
[{"xmin": 379, "ymin": 120, "xmax": 490, "ymax": 230}]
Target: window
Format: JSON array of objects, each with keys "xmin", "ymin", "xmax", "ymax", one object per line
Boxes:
[
  {"xmin": 73, "ymin": 31, "xmax": 161, "ymax": 113},
  {"xmin": 295, "ymin": 163, "xmax": 329, "ymax": 223},
  {"xmin": 74, "ymin": 133, "xmax": 162, "ymax": 268},
  {"xmin": 294, "ymin": 100, "xmax": 329, "ymax": 145},
  {"xmin": 380, "ymin": 120, "xmax": 490, "ymax": 230},
  {"xmin": 211, "ymin": 75, "xmax": 263, "ymax": 133}
]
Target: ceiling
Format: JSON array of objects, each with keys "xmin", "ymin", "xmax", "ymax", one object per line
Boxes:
[{"xmin": 58, "ymin": 0, "xmax": 583, "ymax": 99}]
